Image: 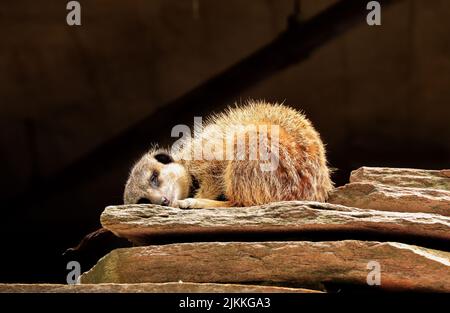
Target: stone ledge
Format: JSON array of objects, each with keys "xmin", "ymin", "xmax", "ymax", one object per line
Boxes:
[
  {"xmin": 328, "ymin": 167, "xmax": 450, "ymax": 216},
  {"xmin": 100, "ymin": 202, "xmax": 450, "ymax": 246},
  {"xmin": 328, "ymin": 182, "xmax": 450, "ymax": 216},
  {"xmin": 79, "ymin": 240, "xmax": 450, "ymax": 292},
  {"xmin": 0, "ymin": 282, "xmax": 319, "ymax": 293},
  {"xmin": 350, "ymin": 167, "xmax": 450, "ymax": 190}
]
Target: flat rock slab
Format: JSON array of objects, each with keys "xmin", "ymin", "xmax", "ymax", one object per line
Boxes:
[
  {"xmin": 0, "ymin": 283, "xmax": 318, "ymax": 293},
  {"xmin": 328, "ymin": 182, "xmax": 450, "ymax": 216},
  {"xmin": 100, "ymin": 202, "xmax": 450, "ymax": 247},
  {"xmin": 80, "ymin": 240, "xmax": 450, "ymax": 292},
  {"xmin": 350, "ymin": 167, "xmax": 450, "ymax": 190}
]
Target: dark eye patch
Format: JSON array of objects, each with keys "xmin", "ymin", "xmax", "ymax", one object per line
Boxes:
[
  {"xmin": 154, "ymin": 152, "xmax": 173, "ymax": 164},
  {"xmin": 150, "ymin": 171, "xmax": 159, "ymax": 187}
]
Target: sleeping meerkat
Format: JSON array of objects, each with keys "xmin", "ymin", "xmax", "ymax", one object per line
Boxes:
[{"xmin": 123, "ymin": 101, "xmax": 333, "ymax": 208}]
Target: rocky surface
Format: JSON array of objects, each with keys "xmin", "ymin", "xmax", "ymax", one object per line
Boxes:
[
  {"xmin": 0, "ymin": 282, "xmax": 318, "ymax": 293},
  {"xmin": 350, "ymin": 167, "xmax": 450, "ymax": 190},
  {"xmin": 328, "ymin": 167, "xmax": 450, "ymax": 216},
  {"xmin": 100, "ymin": 202, "xmax": 450, "ymax": 246},
  {"xmin": 2, "ymin": 167, "xmax": 448, "ymax": 293},
  {"xmin": 80, "ymin": 240, "xmax": 450, "ymax": 292},
  {"xmin": 63, "ymin": 167, "xmax": 450, "ymax": 293},
  {"xmin": 328, "ymin": 182, "xmax": 450, "ymax": 216}
]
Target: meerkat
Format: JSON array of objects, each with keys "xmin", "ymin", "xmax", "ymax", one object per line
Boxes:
[{"xmin": 123, "ymin": 101, "xmax": 333, "ymax": 208}]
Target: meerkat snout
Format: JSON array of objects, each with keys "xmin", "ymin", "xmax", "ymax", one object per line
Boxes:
[{"xmin": 123, "ymin": 150, "xmax": 191, "ymax": 206}]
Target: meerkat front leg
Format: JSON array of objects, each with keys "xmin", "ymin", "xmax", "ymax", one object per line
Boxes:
[{"xmin": 173, "ymin": 198, "xmax": 231, "ymax": 209}]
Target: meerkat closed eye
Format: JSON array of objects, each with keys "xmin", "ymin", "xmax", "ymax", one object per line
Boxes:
[{"xmin": 123, "ymin": 100, "xmax": 333, "ymax": 209}]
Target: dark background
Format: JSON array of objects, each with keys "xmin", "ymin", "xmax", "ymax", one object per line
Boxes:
[{"xmin": 1, "ymin": 0, "xmax": 449, "ymax": 283}]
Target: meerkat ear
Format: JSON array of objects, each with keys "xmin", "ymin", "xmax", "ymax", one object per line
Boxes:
[{"xmin": 154, "ymin": 152, "xmax": 174, "ymax": 164}]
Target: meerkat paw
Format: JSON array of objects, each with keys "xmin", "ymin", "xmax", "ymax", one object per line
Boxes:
[
  {"xmin": 173, "ymin": 198, "xmax": 231, "ymax": 209},
  {"xmin": 172, "ymin": 198, "xmax": 202, "ymax": 209}
]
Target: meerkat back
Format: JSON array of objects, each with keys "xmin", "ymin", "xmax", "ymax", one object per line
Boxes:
[{"xmin": 199, "ymin": 101, "xmax": 334, "ymax": 206}]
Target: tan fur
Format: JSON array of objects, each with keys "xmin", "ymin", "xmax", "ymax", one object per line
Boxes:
[{"xmin": 124, "ymin": 101, "xmax": 334, "ymax": 208}]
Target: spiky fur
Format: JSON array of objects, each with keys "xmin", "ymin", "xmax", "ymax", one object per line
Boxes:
[{"xmin": 124, "ymin": 100, "xmax": 333, "ymax": 208}]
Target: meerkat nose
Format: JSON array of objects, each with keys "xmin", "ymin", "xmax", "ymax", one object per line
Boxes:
[{"xmin": 161, "ymin": 196, "xmax": 170, "ymax": 206}]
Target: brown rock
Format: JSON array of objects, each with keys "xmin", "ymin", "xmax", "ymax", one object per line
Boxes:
[
  {"xmin": 100, "ymin": 202, "xmax": 450, "ymax": 246},
  {"xmin": 350, "ymin": 167, "xmax": 450, "ymax": 190},
  {"xmin": 328, "ymin": 182, "xmax": 450, "ymax": 216},
  {"xmin": 79, "ymin": 241, "xmax": 450, "ymax": 292},
  {"xmin": 0, "ymin": 282, "xmax": 318, "ymax": 293}
]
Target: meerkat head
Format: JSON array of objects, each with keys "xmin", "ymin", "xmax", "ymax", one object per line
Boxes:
[{"xmin": 123, "ymin": 149, "xmax": 191, "ymax": 206}]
